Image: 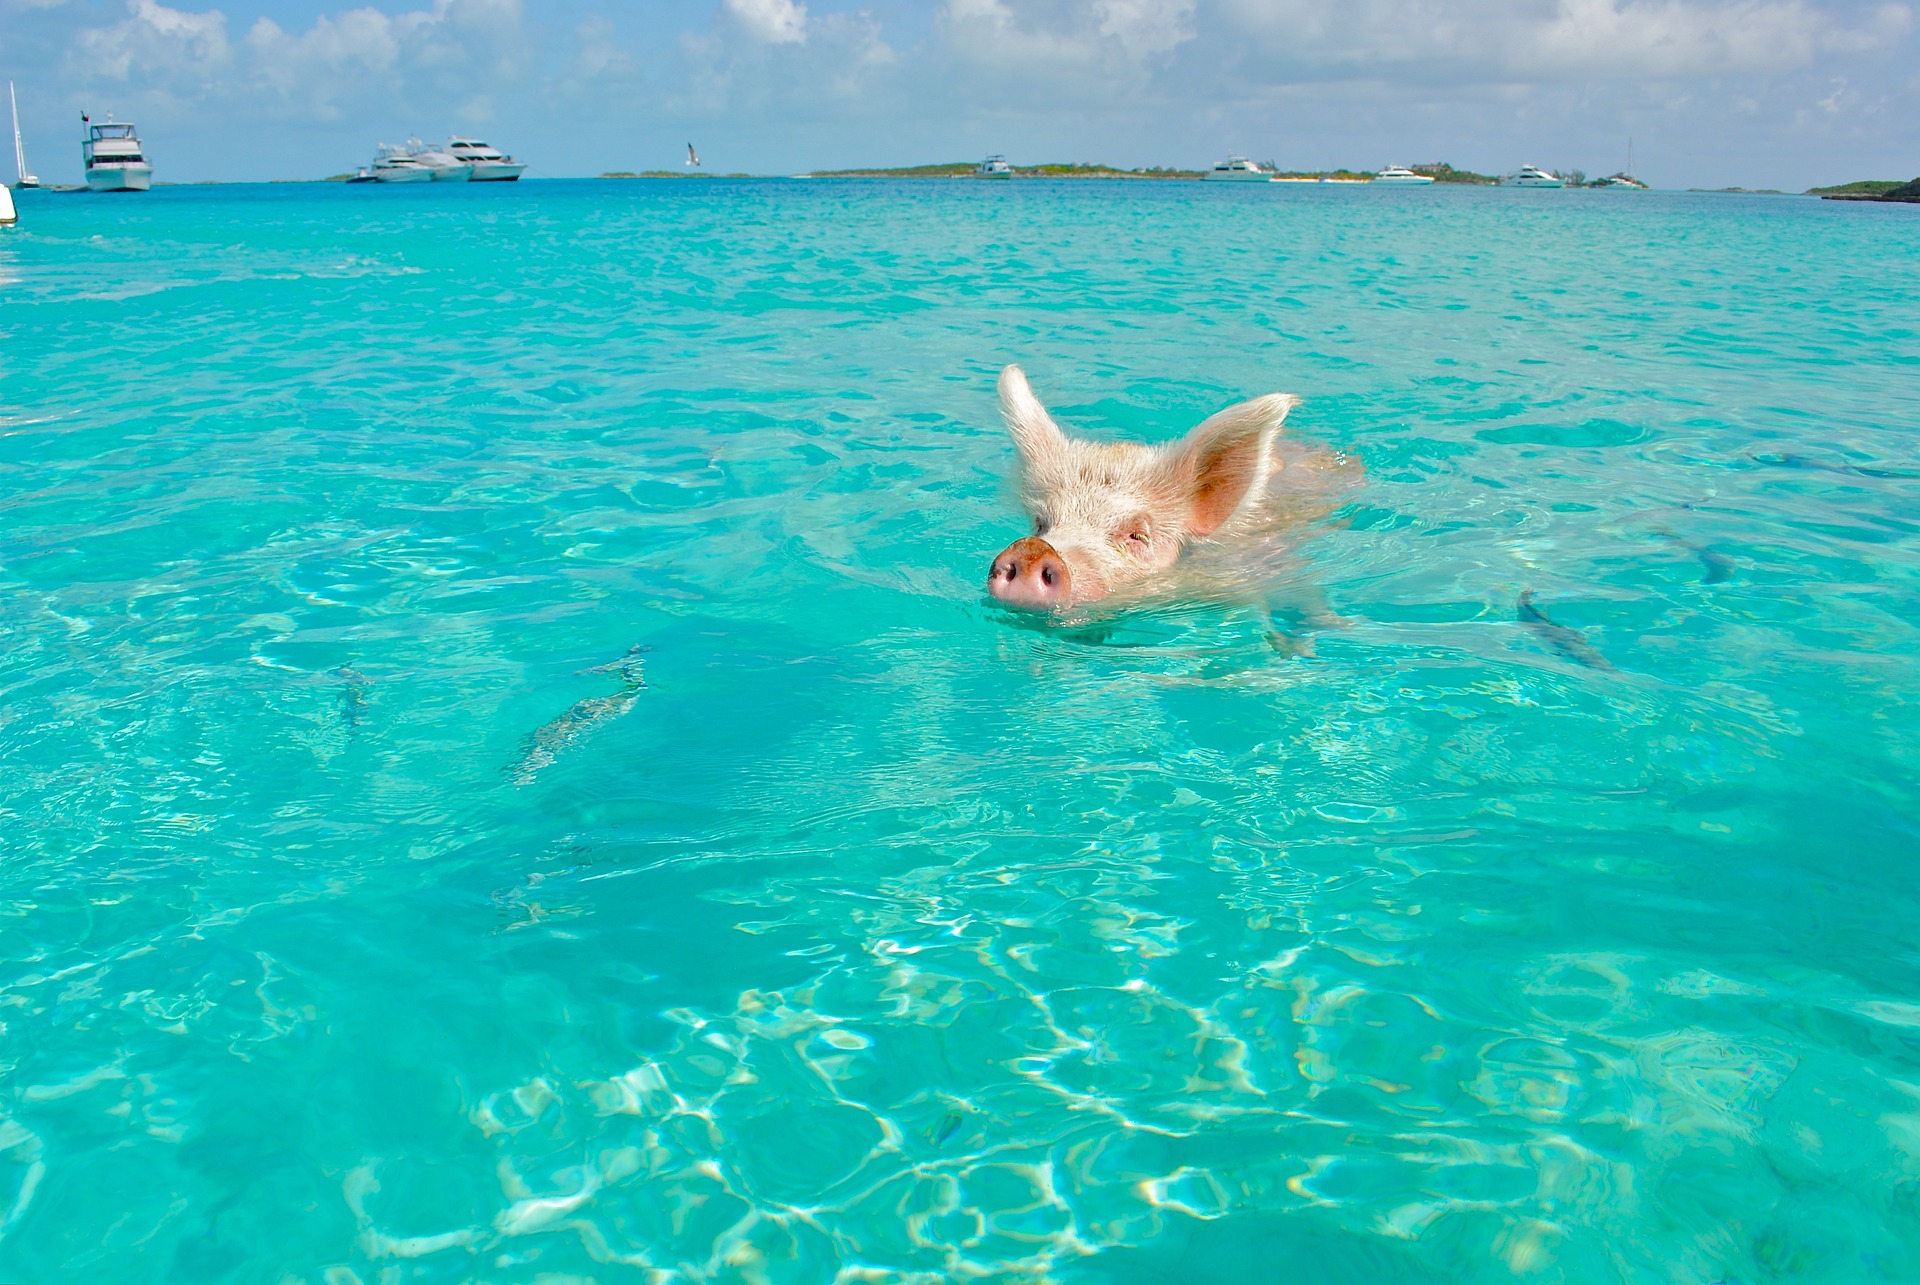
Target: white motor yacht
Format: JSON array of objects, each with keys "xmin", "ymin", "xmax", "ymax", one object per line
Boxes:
[
  {"xmin": 369, "ymin": 143, "xmax": 434, "ymax": 183},
  {"xmin": 82, "ymin": 115, "xmax": 151, "ymax": 192},
  {"xmin": 447, "ymin": 137, "xmax": 526, "ymax": 182},
  {"xmin": 1597, "ymin": 173, "xmax": 1648, "ymax": 189},
  {"xmin": 11, "ymin": 82, "xmax": 38, "ymax": 189},
  {"xmin": 1501, "ymin": 165, "xmax": 1564, "ymax": 188},
  {"xmin": 1372, "ymin": 165, "xmax": 1435, "ymax": 186},
  {"xmin": 976, "ymin": 154, "xmax": 1013, "ymax": 179},
  {"xmin": 1204, "ymin": 155, "xmax": 1274, "ymax": 182},
  {"xmin": 408, "ymin": 138, "xmax": 472, "ymax": 181}
]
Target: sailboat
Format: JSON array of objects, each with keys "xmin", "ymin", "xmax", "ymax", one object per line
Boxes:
[{"xmin": 10, "ymin": 81, "xmax": 38, "ymax": 189}]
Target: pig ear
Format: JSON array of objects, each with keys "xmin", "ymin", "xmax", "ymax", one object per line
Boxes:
[
  {"xmin": 998, "ymin": 365, "xmax": 1069, "ymax": 466},
  {"xmin": 1168, "ymin": 393, "xmax": 1299, "ymax": 536}
]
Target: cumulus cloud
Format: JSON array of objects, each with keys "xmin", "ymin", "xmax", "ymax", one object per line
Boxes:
[
  {"xmin": 939, "ymin": 0, "xmax": 1196, "ymax": 69},
  {"xmin": 725, "ymin": 0, "xmax": 809, "ymax": 44},
  {"xmin": 70, "ymin": 0, "xmax": 527, "ymax": 120},
  {"xmin": 76, "ymin": 0, "xmax": 231, "ymax": 85},
  {"xmin": 1095, "ymin": 0, "xmax": 1197, "ymax": 56}
]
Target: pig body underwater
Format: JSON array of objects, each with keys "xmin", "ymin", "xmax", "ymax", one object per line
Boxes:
[{"xmin": 985, "ymin": 365, "xmax": 1355, "ymax": 611}]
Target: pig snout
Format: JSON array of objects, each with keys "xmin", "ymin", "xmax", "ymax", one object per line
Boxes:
[{"xmin": 988, "ymin": 536, "xmax": 1072, "ymax": 609}]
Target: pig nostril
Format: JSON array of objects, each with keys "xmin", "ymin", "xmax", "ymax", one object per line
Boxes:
[{"xmin": 1040, "ymin": 565, "xmax": 1055, "ymax": 587}]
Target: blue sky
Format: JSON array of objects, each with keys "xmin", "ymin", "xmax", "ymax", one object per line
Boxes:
[{"xmin": 4, "ymin": 0, "xmax": 1915, "ymax": 187}]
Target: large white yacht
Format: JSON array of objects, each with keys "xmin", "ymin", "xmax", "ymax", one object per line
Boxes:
[
  {"xmin": 1204, "ymin": 155, "xmax": 1273, "ymax": 182},
  {"xmin": 82, "ymin": 114, "xmax": 151, "ymax": 191},
  {"xmin": 976, "ymin": 154, "xmax": 1013, "ymax": 179},
  {"xmin": 447, "ymin": 137, "xmax": 525, "ymax": 182},
  {"xmin": 1372, "ymin": 165, "xmax": 1435, "ymax": 186},
  {"xmin": 1501, "ymin": 165, "xmax": 1564, "ymax": 188}
]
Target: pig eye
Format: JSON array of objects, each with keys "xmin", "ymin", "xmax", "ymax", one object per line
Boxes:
[{"xmin": 1033, "ymin": 517, "xmax": 1052, "ymax": 536}]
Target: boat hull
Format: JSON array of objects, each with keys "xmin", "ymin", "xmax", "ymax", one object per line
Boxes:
[
  {"xmin": 86, "ymin": 163, "xmax": 151, "ymax": 192},
  {"xmin": 467, "ymin": 163, "xmax": 526, "ymax": 182},
  {"xmin": 1372, "ymin": 176, "xmax": 1435, "ymax": 186},
  {"xmin": 373, "ymin": 166, "xmax": 434, "ymax": 183},
  {"xmin": 1204, "ymin": 171, "xmax": 1272, "ymax": 182},
  {"xmin": 430, "ymin": 165, "xmax": 473, "ymax": 181}
]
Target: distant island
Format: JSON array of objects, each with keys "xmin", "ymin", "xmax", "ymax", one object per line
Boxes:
[
  {"xmin": 802, "ymin": 161, "xmax": 1204, "ymax": 179},
  {"xmin": 801, "ymin": 160, "xmax": 1508, "ymax": 183},
  {"xmin": 785, "ymin": 161, "xmax": 1661, "ymax": 187},
  {"xmin": 1810, "ymin": 178, "xmax": 1920, "ymax": 203}
]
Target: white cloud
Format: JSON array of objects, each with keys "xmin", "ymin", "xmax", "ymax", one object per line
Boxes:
[
  {"xmin": 725, "ymin": 0, "xmax": 809, "ymax": 44},
  {"xmin": 77, "ymin": 0, "xmax": 231, "ymax": 84},
  {"xmin": 243, "ymin": 9, "xmax": 406, "ymax": 91},
  {"xmin": 939, "ymin": 0, "xmax": 1187, "ymax": 68},
  {"xmin": 1095, "ymin": 0, "xmax": 1197, "ymax": 56},
  {"xmin": 70, "ymin": 0, "xmax": 528, "ymax": 123}
]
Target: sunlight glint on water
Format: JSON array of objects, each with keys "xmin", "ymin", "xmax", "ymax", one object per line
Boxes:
[{"xmin": 2, "ymin": 180, "xmax": 1920, "ymax": 1282}]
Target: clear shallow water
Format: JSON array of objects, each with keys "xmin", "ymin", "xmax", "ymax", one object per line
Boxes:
[{"xmin": 3, "ymin": 178, "xmax": 1920, "ymax": 1282}]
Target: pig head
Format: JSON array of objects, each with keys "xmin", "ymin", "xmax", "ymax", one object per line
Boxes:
[{"xmin": 986, "ymin": 365, "xmax": 1301, "ymax": 609}]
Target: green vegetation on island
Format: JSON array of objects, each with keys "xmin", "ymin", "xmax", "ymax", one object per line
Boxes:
[
  {"xmin": 1808, "ymin": 179, "xmax": 1904, "ymax": 196},
  {"xmin": 1271, "ymin": 168, "xmax": 1377, "ymax": 182},
  {"xmin": 1409, "ymin": 163, "xmax": 1501, "ymax": 185},
  {"xmin": 1811, "ymin": 178, "xmax": 1920, "ymax": 203}
]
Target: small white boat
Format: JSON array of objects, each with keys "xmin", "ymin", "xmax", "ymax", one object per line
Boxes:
[
  {"xmin": 82, "ymin": 114, "xmax": 151, "ymax": 192},
  {"xmin": 1372, "ymin": 165, "xmax": 1434, "ymax": 186},
  {"xmin": 369, "ymin": 143, "xmax": 434, "ymax": 183},
  {"xmin": 976, "ymin": 154, "xmax": 1013, "ymax": 179},
  {"xmin": 449, "ymin": 137, "xmax": 526, "ymax": 182},
  {"xmin": 0, "ymin": 184, "xmax": 15, "ymax": 225},
  {"xmin": 1501, "ymin": 165, "xmax": 1564, "ymax": 188},
  {"xmin": 1597, "ymin": 174, "xmax": 1648, "ymax": 189},
  {"xmin": 1204, "ymin": 155, "xmax": 1274, "ymax": 182},
  {"xmin": 10, "ymin": 81, "xmax": 38, "ymax": 189}
]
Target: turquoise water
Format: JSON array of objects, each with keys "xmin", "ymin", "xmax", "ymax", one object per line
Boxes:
[{"xmin": 3, "ymin": 178, "xmax": 1920, "ymax": 1282}]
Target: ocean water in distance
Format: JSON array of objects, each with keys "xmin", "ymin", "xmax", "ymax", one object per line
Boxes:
[{"xmin": 3, "ymin": 179, "xmax": 1920, "ymax": 1283}]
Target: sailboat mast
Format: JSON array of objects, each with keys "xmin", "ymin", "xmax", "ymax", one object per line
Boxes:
[{"xmin": 10, "ymin": 82, "xmax": 25, "ymax": 184}]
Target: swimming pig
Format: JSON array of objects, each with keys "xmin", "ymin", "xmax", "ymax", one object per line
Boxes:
[{"xmin": 986, "ymin": 365, "xmax": 1346, "ymax": 610}]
